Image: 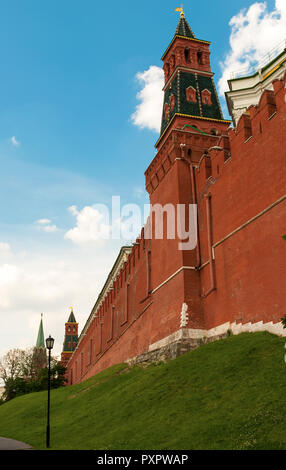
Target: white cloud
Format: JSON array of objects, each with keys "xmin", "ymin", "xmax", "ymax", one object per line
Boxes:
[
  {"xmin": 68, "ymin": 205, "xmax": 79, "ymax": 216},
  {"xmin": 36, "ymin": 218, "xmax": 51, "ymax": 225},
  {"xmin": 0, "ymin": 155, "xmax": 127, "ymax": 361},
  {"xmin": 131, "ymin": 65, "xmax": 164, "ymax": 133},
  {"xmin": 0, "ymin": 239, "xmax": 124, "ymax": 359},
  {"xmin": 0, "ymin": 264, "xmax": 19, "ymax": 291},
  {"xmin": 133, "ymin": 186, "xmax": 145, "ymax": 199},
  {"xmin": 0, "ymin": 261, "xmax": 76, "ymax": 310},
  {"xmin": 35, "ymin": 218, "xmax": 58, "ymax": 233},
  {"xmin": 0, "ymin": 242, "xmax": 12, "ymax": 257},
  {"xmin": 0, "ymin": 254, "xmax": 91, "ymax": 355},
  {"xmin": 218, "ymin": 0, "xmax": 286, "ymax": 95},
  {"xmin": 42, "ymin": 224, "xmax": 58, "ymax": 233},
  {"xmin": 65, "ymin": 205, "xmax": 112, "ymax": 245},
  {"xmin": 11, "ymin": 136, "xmax": 20, "ymax": 147}
]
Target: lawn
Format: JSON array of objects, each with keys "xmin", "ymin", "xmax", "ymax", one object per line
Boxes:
[{"xmin": 0, "ymin": 332, "xmax": 285, "ymax": 450}]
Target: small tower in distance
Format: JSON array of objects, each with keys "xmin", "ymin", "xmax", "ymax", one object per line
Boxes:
[
  {"xmin": 61, "ymin": 308, "xmax": 79, "ymax": 368},
  {"xmin": 32, "ymin": 313, "xmax": 47, "ymax": 373},
  {"xmin": 36, "ymin": 313, "xmax": 45, "ymax": 349}
]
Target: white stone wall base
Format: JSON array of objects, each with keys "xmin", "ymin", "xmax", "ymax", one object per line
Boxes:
[{"xmin": 149, "ymin": 320, "xmax": 286, "ymax": 352}]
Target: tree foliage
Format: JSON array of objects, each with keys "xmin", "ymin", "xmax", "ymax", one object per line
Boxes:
[{"xmin": 0, "ymin": 348, "xmax": 67, "ymax": 403}]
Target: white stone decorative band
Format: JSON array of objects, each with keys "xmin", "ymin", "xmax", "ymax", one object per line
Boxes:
[
  {"xmin": 149, "ymin": 320, "xmax": 286, "ymax": 352},
  {"xmin": 152, "ymin": 266, "xmax": 196, "ymax": 294}
]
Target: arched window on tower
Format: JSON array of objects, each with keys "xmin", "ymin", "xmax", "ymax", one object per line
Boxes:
[
  {"xmin": 164, "ymin": 63, "xmax": 170, "ymax": 80},
  {"xmin": 169, "ymin": 94, "xmax": 176, "ymax": 111},
  {"xmin": 186, "ymin": 86, "xmax": 197, "ymax": 103},
  {"xmin": 164, "ymin": 103, "xmax": 170, "ymax": 120},
  {"xmin": 201, "ymin": 89, "xmax": 212, "ymax": 106},
  {"xmin": 184, "ymin": 47, "xmax": 191, "ymax": 64},
  {"xmin": 197, "ymin": 50, "xmax": 203, "ymax": 65},
  {"xmin": 169, "ymin": 54, "xmax": 175, "ymax": 72}
]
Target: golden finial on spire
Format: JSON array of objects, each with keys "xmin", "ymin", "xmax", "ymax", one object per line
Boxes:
[{"xmin": 175, "ymin": 4, "xmax": 185, "ymax": 18}]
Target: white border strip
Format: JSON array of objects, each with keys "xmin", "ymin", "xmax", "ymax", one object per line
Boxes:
[
  {"xmin": 149, "ymin": 320, "xmax": 286, "ymax": 351},
  {"xmin": 152, "ymin": 266, "xmax": 196, "ymax": 294},
  {"xmin": 213, "ymin": 194, "xmax": 286, "ymax": 251}
]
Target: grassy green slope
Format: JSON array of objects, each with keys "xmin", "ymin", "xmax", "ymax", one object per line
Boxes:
[{"xmin": 0, "ymin": 332, "xmax": 285, "ymax": 450}]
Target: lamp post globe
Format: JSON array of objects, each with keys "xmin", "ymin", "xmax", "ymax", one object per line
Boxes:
[{"xmin": 46, "ymin": 335, "xmax": 54, "ymax": 350}]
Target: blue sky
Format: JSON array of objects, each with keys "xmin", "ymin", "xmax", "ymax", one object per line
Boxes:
[{"xmin": 0, "ymin": 0, "xmax": 284, "ymax": 360}]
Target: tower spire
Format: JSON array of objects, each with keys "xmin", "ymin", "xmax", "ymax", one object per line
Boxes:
[
  {"xmin": 33, "ymin": 313, "xmax": 47, "ymax": 372},
  {"xmin": 174, "ymin": 7, "xmax": 195, "ymax": 38},
  {"xmin": 68, "ymin": 306, "xmax": 77, "ymax": 323},
  {"xmin": 36, "ymin": 313, "xmax": 45, "ymax": 349},
  {"xmin": 175, "ymin": 5, "xmax": 185, "ymax": 18}
]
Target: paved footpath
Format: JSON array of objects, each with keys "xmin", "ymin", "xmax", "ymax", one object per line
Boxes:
[{"xmin": 0, "ymin": 437, "xmax": 33, "ymax": 450}]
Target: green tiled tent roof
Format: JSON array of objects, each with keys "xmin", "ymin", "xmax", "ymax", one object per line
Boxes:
[
  {"xmin": 175, "ymin": 16, "xmax": 195, "ymax": 39},
  {"xmin": 36, "ymin": 315, "xmax": 45, "ymax": 349},
  {"xmin": 68, "ymin": 309, "xmax": 77, "ymax": 323},
  {"xmin": 161, "ymin": 15, "xmax": 210, "ymax": 61}
]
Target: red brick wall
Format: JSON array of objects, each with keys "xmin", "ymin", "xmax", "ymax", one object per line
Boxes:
[
  {"xmin": 66, "ymin": 75, "xmax": 286, "ymax": 385},
  {"xmin": 67, "ymin": 235, "xmax": 153, "ymax": 384},
  {"xmin": 197, "ymin": 75, "xmax": 286, "ymax": 329}
]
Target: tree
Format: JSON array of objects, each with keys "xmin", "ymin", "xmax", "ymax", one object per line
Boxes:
[
  {"xmin": 0, "ymin": 349, "xmax": 27, "ymax": 386},
  {"xmin": 50, "ymin": 362, "xmax": 67, "ymax": 388},
  {"xmin": 0, "ymin": 347, "xmax": 47, "ymax": 384},
  {"xmin": 2, "ymin": 377, "xmax": 28, "ymax": 401},
  {"xmin": 0, "ymin": 348, "xmax": 67, "ymax": 403},
  {"xmin": 30, "ymin": 347, "xmax": 47, "ymax": 378}
]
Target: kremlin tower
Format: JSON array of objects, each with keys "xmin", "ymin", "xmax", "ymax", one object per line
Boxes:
[
  {"xmin": 32, "ymin": 314, "xmax": 47, "ymax": 373},
  {"xmin": 145, "ymin": 8, "xmax": 231, "ymax": 335},
  {"xmin": 61, "ymin": 309, "xmax": 79, "ymax": 368},
  {"xmin": 157, "ymin": 8, "xmax": 230, "ymax": 146}
]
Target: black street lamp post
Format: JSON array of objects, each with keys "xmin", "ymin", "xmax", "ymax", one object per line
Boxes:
[{"xmin": 45, "ymin": 335, "xmax": 54, "ymax": 448}]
